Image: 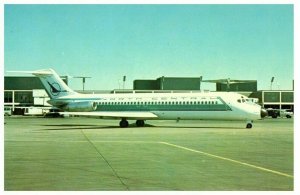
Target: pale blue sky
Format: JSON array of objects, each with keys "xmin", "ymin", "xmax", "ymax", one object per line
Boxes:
[{"xmin": 4, "ymin": 4, "xmax": 294, "ymax": 90}]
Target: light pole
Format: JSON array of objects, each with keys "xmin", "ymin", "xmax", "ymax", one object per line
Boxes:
[
  {"xmin": 270, "ymin": 77, "xmax": 274, "ymax": 90},
  {"xmin": 123, "ymin": 76, "xmax": 126, "ymax": 90},
  {"xmin": 74, "ymin": 76, "xmax": 92, "ymax": 91}
]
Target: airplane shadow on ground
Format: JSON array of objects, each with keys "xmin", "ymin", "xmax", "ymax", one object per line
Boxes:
[
  {"xmin": 149, "ymin": 125, "xmax": 244, "ymax": 130},
  {"xmin": 41, "ymin": 123, "xmax": 244, "ymax": 131},
  {"xmin": 41, "ymin": 124, "xmax": 122, "ymax": 130}
]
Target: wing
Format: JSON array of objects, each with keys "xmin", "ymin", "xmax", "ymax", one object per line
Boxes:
[{"xmin": 59, "ymin": 111, "xmax": 158, "ymax": 119}]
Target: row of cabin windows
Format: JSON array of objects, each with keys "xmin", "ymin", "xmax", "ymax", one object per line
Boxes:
[{"xmin": 97, "ymin": 101, "xmax": 219, "ymax": 106}]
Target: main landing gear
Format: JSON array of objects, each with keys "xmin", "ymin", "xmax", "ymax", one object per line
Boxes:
[
  {"xmin": 119, "ymin": 119, "xmax": 145, "ymax": 128},
  {"xmin": 119, "ymin": 119, "xmax": 129, "ymax": 128},
  {"xmin": 136, "ymin": 120, "xmax": 145, "ymax": 127}
]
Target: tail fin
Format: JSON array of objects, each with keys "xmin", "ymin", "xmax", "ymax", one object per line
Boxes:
[
  {"xmin": 8, "ymin": 69, "xmax": 77, "ymax": 99},
  {"xmin": 34, "ymin": 69, "xmax": 78, "ymax": 99}
]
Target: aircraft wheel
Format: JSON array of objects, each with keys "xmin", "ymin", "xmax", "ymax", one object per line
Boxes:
[
  {"xmin": 119, "ymin": 119, "xmax": 129, "ymax": 128},
  {"xmin": 246, "ymin": 123, "xmax": 252, "ymax": 129},
  {"xmin": 136, "ymin": 120, "xmax": 145, "ymax": 127}
]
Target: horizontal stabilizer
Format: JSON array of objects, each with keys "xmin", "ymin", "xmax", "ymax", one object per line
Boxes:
[
  {"xmin": 7, "ymin": 69, "xmax": 54, "ymax": 76},
  {"xmin": 59, "ymin": 111, "xmax": 158, "ymax": 119}
]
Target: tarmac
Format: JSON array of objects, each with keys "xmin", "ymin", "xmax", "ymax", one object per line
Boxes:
[{"xmin": 4, "ymin": 116, "xmax": 294, "ymax": 190}]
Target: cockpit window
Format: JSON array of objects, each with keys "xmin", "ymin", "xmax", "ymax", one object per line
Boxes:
[{"xmin": 237, "ymin": 99, "xmax": 246, "ymax": 103}]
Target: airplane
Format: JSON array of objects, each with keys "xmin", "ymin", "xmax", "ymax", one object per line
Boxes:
[{"xmin": 9, "ymin": 69, "xmax": 268, "ymax": 128}]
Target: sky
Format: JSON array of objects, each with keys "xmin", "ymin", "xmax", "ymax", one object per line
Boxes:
[{"xmin": 4, "ymin": 4, "xmax": 294, "ymax": 91}]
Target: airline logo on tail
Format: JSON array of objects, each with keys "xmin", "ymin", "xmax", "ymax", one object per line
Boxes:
[{"xmin": 47, "ymin": 81, "xmax": 63, "ymax": 96}]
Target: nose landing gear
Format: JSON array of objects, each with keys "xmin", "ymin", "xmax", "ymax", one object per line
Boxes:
[{"xmin": 246, "ymin": 120, "xmax": 253, "ymax": 129}]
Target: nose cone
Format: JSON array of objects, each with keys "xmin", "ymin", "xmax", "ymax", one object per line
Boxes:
[{"xmin": 261, "ymin": 108, "xmax": 268, "ymax": 118}]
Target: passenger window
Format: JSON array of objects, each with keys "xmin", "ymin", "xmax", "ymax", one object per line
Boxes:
[{"xmin": 237, "ymin": 99, "xmax": 241, "ymax": 103}]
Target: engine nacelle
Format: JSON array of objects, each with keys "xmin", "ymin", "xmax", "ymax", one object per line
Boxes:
[{"xmin": 63, "ymin": 101, "xmax": 97, "ymax": 112}]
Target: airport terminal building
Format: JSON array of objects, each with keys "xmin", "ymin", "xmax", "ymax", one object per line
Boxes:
[{"xmin": 4, "ymin": 75, "xmax": 294, "ymax": 114}]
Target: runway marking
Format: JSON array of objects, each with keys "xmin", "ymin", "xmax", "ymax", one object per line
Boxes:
[
  {"xmin": 92, "ymin": 140, "xmax": 157, "ymax": 144},
  {"xmin": 4, "ymin": 140, "xmax": 157, "ymax": 144},
  {"xmin": 160, "ymin": 141, "xmax": 294, "ymax": 179},
  {"xmin": 5, "ymin": 139, "xmax": 293, "ymax": 179}
]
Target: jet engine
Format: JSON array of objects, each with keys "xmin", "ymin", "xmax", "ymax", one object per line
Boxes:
[{"xmin": 63, "ymin": 101, "xmax": 97, "ymax": 112}]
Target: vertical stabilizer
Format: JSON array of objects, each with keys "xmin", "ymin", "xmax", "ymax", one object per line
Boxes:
[{"xmin": 31, "ymin": 69, "xmax": 77, "ymax": 99}]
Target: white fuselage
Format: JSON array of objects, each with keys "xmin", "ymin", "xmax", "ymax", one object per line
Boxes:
[{"xmin": 50, "ymin": 91, "xmax": 262, "ymax": 121}]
